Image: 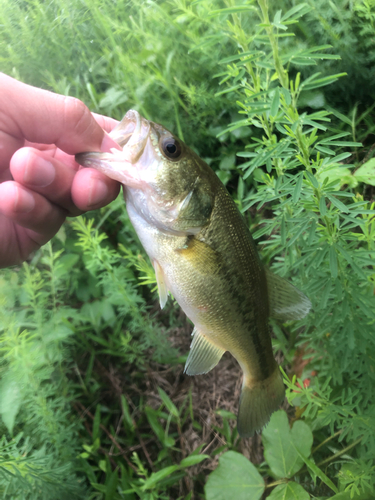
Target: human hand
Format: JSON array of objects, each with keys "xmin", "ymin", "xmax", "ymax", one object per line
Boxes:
[{"xmin": 0, "ymin": 73, "xmax": 121, "ymax": 268}]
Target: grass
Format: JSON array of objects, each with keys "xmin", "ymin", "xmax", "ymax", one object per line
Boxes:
[{"xmin": 1, "ymin": 0, "xmax": 375, "ymax": 499}]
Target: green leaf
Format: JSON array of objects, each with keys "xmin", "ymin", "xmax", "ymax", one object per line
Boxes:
[
  {"xmin": 319, "ymin": 196, "xmax": 327, "ymax": 217},
  {"xmin": 270, "ymin": 88, "xmax": 280, "ymax": 117},
  {"xmin": 329, "ymin": 246, "xmax": 338, "ymax": 278},
  {"xmin": 315, "ymin": 144, "xmax": 335, "ymax": 155},
  {"xmin": 0, "ymin": 374, "xmax": 23, "ymax": 434},
  {"xmin": 281, "ymin": 3, "xmax": 311, "ymax": 21},
  {"xmin": 55, "ymin": 253, "xmax": 80, "ymax": 278},
  {"xmin": 262, "ymin": 411, "xmax": 313, "ymax": 479},
  {"xmin": 142, "ymin": 465, "xmax": 179, "ymax": 490},
  {"xmin": 354, "ymin": 158, "xmax": 375, "ymax": 186},
  {"xmin": 93, "ymin": 404, "xmax": 101, "ymax": 443},
  {"xmin": 292, "ymin": 173, "xmax": 303, "ymax": 203},
  {"xmin": 305, "ymin": 171, "xmax": 319, "ymax": 188},
  {"xmin": 145, "ymin": 407, "xmax": 165, "ymax": 444},
  {"xmin": 205, "ymin": 451, "xmax": 265, "ymax": 500},
  {"xmin": 330, "ymin": 152, "xmax": 352, "ymax": 162},
  {"xmin": 215, "ymin": 84, "xmax": 241, "ymax": 97},
  {"xmin": 180, "ymin": 454, "xmax": 209, "ymax": 467},
  {"xmin": 267, "ymin": 482, "xmax": 310, "ymax": 500},
  {"xmin": 325, "ymin": 106, "xmax": 352, "ymax": 126},
  {"xmin": 302, "ymin": 72, "xmax": 347, "ymax": 91},
  {"xmin": 336, "ymin": 244, "xmax": 366, "ymax": 279},
  {"xmin": 329, "ymin": 492, "xmax": 372, "ymax": 500},
  {"xmin": 219, "ymin": 50, "xmax": 259, "ymax": 64},
  {"xmin": 287, "ymin": 220, "xmax": 310, "ymax": 247},
  {"xmin": 316, "ymin": 166, "xmax": 357, "ymax": 188},
  {"xmin": 281, "ymin": 215, "xmax": 286, "ymax": 245},
  {"xmin": 157, "ymin": 387, "xmax": 179, "ymax": 418},
  {"xmin": 327, "ymin": 194, "xmax": 349, "ymax": 213},
  {"xmin": 105, "ymin": 468, "xmax": 118, "ymax": 500},
  {"xmin": 209, "ymin": 5, "xmax": 257, "ymax": 16},
  {"xmin": 319, "ymin": 132, "xmax": 351, "ymax": 142},
  {"xmin": 220, "ymin": 153, "xmax": 236, "ymax": 170},
  {"xmin": 321, "ymin": 141, "xmax": 362, "ymax": 147},
  {"xmin": 291, "ymin": 443, "xmax": 338, "ymax": 493},
  {"xmin": 121, "ymin": 395, "xmax": 135, "ymax": 432}
]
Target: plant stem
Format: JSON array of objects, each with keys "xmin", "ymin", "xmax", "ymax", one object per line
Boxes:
[
  {"xmin": 266, "ymin": 478, "xmax": 289, "ymax": 489},
  {"xmin": 312, "ymin": 430, "xmax": 342, "ymax": 454},
  {"xmin": 316, "ymin": 436, "xmax": 363, "ymax": 468},
  {"xmin": 296, "ymin": 436, "xmax": 363, "ymax": 478},
  {"xmin": 257, "ymin": 0, "xmax": 288, "ymax": 89}
]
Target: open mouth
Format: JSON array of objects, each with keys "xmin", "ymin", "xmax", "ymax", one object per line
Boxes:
[
  {"xmin": 75, "ymin": 110, "xmax": 150, "ymax": 187},
  {"xmin": 110, "ymin": 109, "xmax": 143, "ymax": 149}
]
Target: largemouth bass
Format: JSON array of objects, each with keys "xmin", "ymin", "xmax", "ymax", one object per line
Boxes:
[{"xmin": 76, "ymin": 110, "xmax": 311, "ymax": 437}]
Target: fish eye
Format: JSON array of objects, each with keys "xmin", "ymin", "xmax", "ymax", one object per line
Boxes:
[{"xmin": 160, "ymin": 136, "xmax": 182, "ymax": 160}]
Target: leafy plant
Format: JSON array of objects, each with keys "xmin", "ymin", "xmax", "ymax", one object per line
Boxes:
[
  {"xmin": 200, "ymin": 0, "xmax": 375, "ymax": 496},
  {"xmin": 1, "ymin": 0, "xmax": 375, "ymax": 498}
]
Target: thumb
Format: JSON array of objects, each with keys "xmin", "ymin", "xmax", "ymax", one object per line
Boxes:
[{"xmin": 0, "ymin": 73, "xmax": 118, "ymax": 155}]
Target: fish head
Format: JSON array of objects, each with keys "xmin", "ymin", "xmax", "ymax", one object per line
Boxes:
[{"xmin": 76, "ymin": 110, "xmax": 214, "ymax": 234}]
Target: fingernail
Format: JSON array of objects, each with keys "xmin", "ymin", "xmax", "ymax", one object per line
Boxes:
[
  {"xmin": 101, "ymin": 132, "xmax": 122, "ymax": 153},
  {"xmin": 24, "ymin": 156, "xmax": 55, "ymax": 187},
  {"xmin": 88, "ymin": 178, "xmax": 109, "ymax": 207},
  {"xmin": 13, "ymin": 186, "xmax": 35, "ymax": 213}
]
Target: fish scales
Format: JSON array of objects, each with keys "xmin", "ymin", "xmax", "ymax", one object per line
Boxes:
[
  {"xmin": 129, "ymin": 179, "xmax": 274, "ymax": 379},
  {"xmin": 76, "ymin": 109, "xmax": 311, "ymax": 437}
]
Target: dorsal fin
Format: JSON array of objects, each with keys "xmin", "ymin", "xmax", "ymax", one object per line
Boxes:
[
  {"xmin": 184, "ymin": 328, "xmax": 226, "ymax": 375},
  {"xmin": 266, "ymin": 269, "xmax": 311, "ymax": 322}
]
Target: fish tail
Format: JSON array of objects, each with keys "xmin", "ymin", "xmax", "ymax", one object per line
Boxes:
[{"xmin": 237, "ymin": 367, "xmax": 285, "ymax": 438}]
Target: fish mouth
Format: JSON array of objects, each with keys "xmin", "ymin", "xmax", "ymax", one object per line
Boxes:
[{"xmin": 75, "ymin": 109, "xmax": 150, "ymax": 187}]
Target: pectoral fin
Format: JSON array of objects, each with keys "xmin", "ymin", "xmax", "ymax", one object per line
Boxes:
[
  {"xmin": 184, "ymin": 328, "xmax": 225, "ymax": 375},
  {"xmin": 176, "ymin": 237, "xmax": 221, "ymax": 275},
  {"xmin": 266, "ymin": 269, "xmax": 311, "ymax": 321},
  {"xmin": 154, "ymin": 260, "xmax": 168, "ymax": 309}
]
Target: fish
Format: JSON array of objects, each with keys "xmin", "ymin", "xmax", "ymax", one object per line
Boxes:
[{"xmin": 75, "ymin": 110, "xmax": 311, "ymax": 437}]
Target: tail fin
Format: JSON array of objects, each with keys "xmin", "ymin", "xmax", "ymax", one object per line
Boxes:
[{"xmin": 237, "ymin": 368, "xmax": 285, "ymax": 438}]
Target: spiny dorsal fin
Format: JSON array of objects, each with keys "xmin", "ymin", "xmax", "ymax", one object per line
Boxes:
[
  {"xmin": 266, "ymin": 269, "xmax": 311, "ymax": 322},
  {"xmin": 184, "ymin": 328, "xmax": 226, "ymax": 376},
  {"xmin": 154, "ymin": 260, "xmax": 168, "ymax": 309}
]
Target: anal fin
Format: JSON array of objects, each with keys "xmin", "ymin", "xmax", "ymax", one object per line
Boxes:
[
  {"xmin": 154, "ymin": 260, "xmax": 168, "ymax": 309},
  {"xmin": 266, "ymin": 269, "xmax": 311, "ymax": 322},
  {"xmin": 184, "ymin": 328, "xmax": 225, "ymax": 376}
]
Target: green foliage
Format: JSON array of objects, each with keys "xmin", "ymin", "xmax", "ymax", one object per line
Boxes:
[
  {"xmin": 205, "ymin": 450, "xmax": 264, "ymax": 500},
  {"xmin": 206, "ymin": 411, "xmax": 370, "ymax": 499},
  {"xmin": 0, "ymin": 209, "xmax": 176, "ymax": 498},
  {"xmin": 0, "ymin": 246, "xmax": 87, "ymax": 497},
  {"xmin": 262, "ymin": 411, "xmax": 313, "ymax": 480},
  {"xmin": 1, "ymin": 0, "xmax": 375, "ymax": 498},
  {"xmin": 0, "ymin": 0, "xmax": 234, "ymax": 154},
  {"xmin": 281, "ymin": 0, "xmax": 375, "ymax": 109},
  {"xmin": 205, "ymin": 411, "xmax": 316, "ymax": 500},
  {"xmin": 0, "ymin": 433, "xmax": 84, "ymax": 500},
  {"xmin": 205, "ymin": 1, "xmax": 375, "ymax": 495},
  {"xmin": 354, "ymin": 159, "xmax": 375, "ymax": 187},
  {"xmin": 267, "ymin": 482, "xmax": 310, "ymax": 500}
]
